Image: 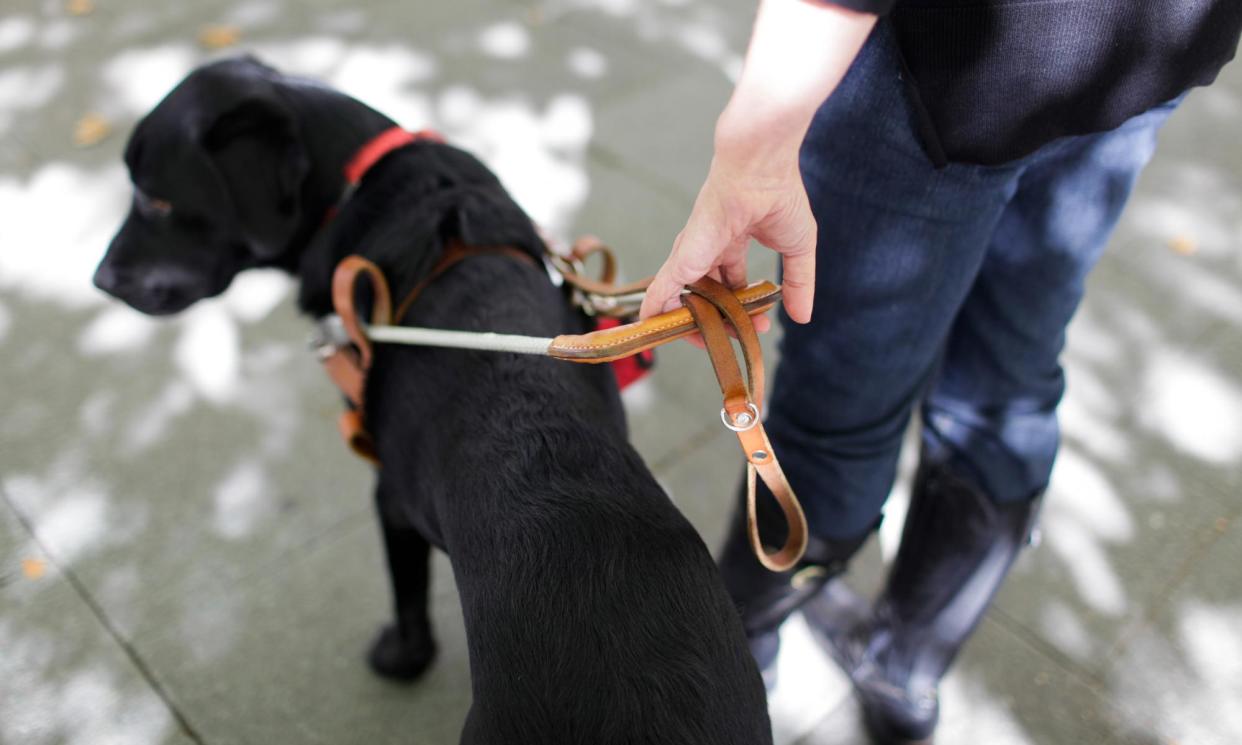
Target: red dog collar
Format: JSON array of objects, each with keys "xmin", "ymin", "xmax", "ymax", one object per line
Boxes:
[
  {"xmin": 324, "ymin": 127, "xmax": 444, "ymax": 224},
  {"xmin": 343, "ymin": 127, "xmax": 444, "ymax": 186}
]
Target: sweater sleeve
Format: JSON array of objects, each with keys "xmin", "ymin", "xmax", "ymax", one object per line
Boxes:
[{"xmin": 817, "ymin": 0, "xmax": 895, "ymax": 15}]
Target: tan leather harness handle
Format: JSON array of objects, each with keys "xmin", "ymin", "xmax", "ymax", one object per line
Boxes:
[
  {"xmin": 323, "ymin": 253, "xmax": 806, "ymax": 572},
  {"xmin": 548, "ymin": 282, "xmax": 781, "ymax": 363},
  {"xmin": 682, "ymin": 278, "xmax": 808, "ymax": 573}
]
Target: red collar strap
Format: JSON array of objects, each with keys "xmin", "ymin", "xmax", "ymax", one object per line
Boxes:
[
  {"xmin": 343, "ymin": 127, "xmax": 444, "ymax": 185},
  {"xmin": 324, "ymin": 127, "xmax": 444, "ymax": 224}
]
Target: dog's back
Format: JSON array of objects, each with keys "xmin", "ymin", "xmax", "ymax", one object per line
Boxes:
[
  {"xmin": 364, "ymin": 253, "xmax": 768, "ymax": 744},
  {"xmin": 341, "ymin": 151, "xmax": 771, "ymax": 742}
]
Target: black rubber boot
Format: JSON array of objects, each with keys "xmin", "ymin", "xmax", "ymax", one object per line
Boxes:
[
  {"xmin": 812, "ymin": 460, "xmax": 1041, "ymax": 744},
  {"xmin": 717, "ymin": 478, "xmax": 872, "ymax": 689}
]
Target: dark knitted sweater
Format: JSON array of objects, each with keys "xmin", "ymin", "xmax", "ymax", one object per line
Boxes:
[{"xmin": 828, "ymin": 0, "xmax": 1242, "ymax": 165}]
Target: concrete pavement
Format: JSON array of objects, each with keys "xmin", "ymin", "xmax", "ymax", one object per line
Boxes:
[{"xmin": 1, "ymin": 1, "xmax": 1240, "ymax": 743}]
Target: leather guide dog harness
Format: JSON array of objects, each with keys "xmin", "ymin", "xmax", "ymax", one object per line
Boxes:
[{"xmin": 314, "ymin": 127, "xmax": 808, "ymax": 572}]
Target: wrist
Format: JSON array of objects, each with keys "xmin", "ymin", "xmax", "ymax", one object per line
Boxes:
[
  {"xmin": 713, "ymin": 0, "xmax": 877, "ymax": 168},
  {"xmin": 713, "ymin": 100, "xmax": 809, "ymax": 175}
]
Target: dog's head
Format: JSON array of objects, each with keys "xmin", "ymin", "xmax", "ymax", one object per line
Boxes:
[{"xmin": 94, "ymin": 56, "xmax": 311, "ymax": 315}]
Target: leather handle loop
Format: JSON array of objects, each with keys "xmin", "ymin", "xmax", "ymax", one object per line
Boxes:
[
  {"xmin": 682, "ymin": 292, "xmax": 752, "ymax": 418},
  {"xmin": 332, "ymin": 255, "xmax": 393, "ymax": 371},
  {"xmin": 681, "ymin": 277, "xmax": 807, "ymax": 573},
  {"xmin": 548, "ymin": 282, "xmax": 782, "ymax": 363},
  {"xmin": 685, "ymin": 278, "xmax": 766, "ymax": 410},
  {"xmin": 558, "ymin": 236, "xmax": 650, "ymax": 298},
  {"xmin": 747, "ymin": 461, "xmax": 807, "ymax": 572},
  {"xmin": 570, "ymin": 235, "xmax": 618, "ymax": 287}
]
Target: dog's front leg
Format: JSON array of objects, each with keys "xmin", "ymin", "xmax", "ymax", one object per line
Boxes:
[{"xmin": 368, "ymin": 517, "xmax": 438, "ymax": 681}]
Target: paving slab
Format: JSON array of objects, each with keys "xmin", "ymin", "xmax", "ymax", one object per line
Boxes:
[
  {"xmin": 796, "ymin": 617, "xmax": 1127, "ymax": 745},
  {"xmin": 129, "ymin": 514, "xmax": 472, "ymax": 745},
  {"xmin": 593, "ymin": 64, "xmax": 733, "ymax": 200},
  {"xmin": 1107, "ymin": 58, "xmax": 1242, "ymax": 303},
  {"xmin": 1, "ymin": 491, "xmax": 64, "ymax": 616},
  {"xmin": 1100, "ymin": 508, "xmax": 1242, "ymax": 745},
  {"xmin": 0, "ymin": 290, "xmax": 375, "ymax": 643},
  {"xmin": 792, "ymin": 698, "xmax": 864, "ymax": 745},
  {"xmin": 989, "ymin": 395, "xmax": 1239, "ymax": 677},
  {"xmin": 652, "ymin": 427, "xmax": 740, "ymax": 552},
  {"xmin": 543, "ymin": 0, "xmax": 754, "ymax": 87},
  {"xmin": 1, "ymin": 489, "xmax": 195, "ymax": 745},
  {"xmin": 0, "ymin": 129, "xmax": 33, "ymax": 173},
  {"xmin": 1085, "ymin": 60, "xmax": 1242, "ymax": 477}
]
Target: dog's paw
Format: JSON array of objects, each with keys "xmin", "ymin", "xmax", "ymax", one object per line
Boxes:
[{"xmin": 367, "ymin": 623, "xmax": 437, "ymax": 682}]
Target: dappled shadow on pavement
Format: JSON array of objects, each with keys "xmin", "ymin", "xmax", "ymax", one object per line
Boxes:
[{"xmin": 1, "ymin": 1, "xmax": 1239, "ymax": 744}]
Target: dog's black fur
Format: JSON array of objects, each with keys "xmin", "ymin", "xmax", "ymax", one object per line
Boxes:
[{"xmin": 95, "ymin": 57, "xmax": 771, "ymax": 744}]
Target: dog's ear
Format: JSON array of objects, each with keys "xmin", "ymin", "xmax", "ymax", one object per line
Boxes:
[{"xmin": 202, "ymin": 93, "xmax": 309, "ymax": 261}]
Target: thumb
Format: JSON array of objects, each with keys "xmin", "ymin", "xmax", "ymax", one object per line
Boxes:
[{"xmin": 763, "ymin": 200, "xmax": 817, "ymax": 324}]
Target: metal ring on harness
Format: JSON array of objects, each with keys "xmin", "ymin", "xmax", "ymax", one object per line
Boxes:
[{"xmin": 720, "ymin": 403, "xmax": 761, "ymax": 432}]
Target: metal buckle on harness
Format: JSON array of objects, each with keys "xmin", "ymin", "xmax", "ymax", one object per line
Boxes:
[
  {"xmin": 308, "ymin": 314, "xmax": 352, "ymax": 360},
  {"xmin": 543, "ymin": 254, "xmax": 565, "ymax": 288},
  {"xmin": 583, "ymin": 289, "xmax": 647, "ymax": 317},
  {"xmin": 546, "ymin": 251, "xmax": 596, "ymax": 315}
]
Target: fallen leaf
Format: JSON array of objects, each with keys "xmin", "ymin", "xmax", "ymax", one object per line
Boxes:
[
  {"xmin": 22, "ymin": 558, "xmax": 47, "ymax": 580},
  {"xmin": 73, "ymin": 113, "xmax": 112, "ymax": 147},
  {"xmin": 198, "ymin": 24, "xmax": 241, "ymax": 50},
  {"xmin": 1169, "ymin": 235, "xmax": 1198, "ymax": 256},
  {"xmin": 66, "ymin": 0, "xmax": 94, "ymax": 16}
]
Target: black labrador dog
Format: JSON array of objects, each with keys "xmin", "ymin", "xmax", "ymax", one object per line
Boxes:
[{"xmin": 94, "ymin": 56, "xmax": 770, "ymax": 744}]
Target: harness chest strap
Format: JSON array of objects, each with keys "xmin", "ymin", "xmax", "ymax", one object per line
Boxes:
[
  {"xmin": 322, "ymin": 257, "xmax": 392, "ymax": 463},
  {"xmin": 322, "ymin": 246, "xmax": 534, "ymax": 463}
]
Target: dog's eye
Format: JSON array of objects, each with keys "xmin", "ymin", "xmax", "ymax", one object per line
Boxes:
[{"xmin": 134, "ymin": 189, "xmax": 173, "ymax": 219}]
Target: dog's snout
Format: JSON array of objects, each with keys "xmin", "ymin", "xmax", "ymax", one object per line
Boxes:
[
  {"xmin": 92, "ymin": 260, "xmax": 194, "ymax": 315},
  {"xmin": 93, "ymin": 262, "xmax": 124, "ymax": 294}
]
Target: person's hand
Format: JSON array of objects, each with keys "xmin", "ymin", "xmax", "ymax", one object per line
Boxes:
[
  {"xmin": 638, "ymin": 138, "xmax": 817, "ymax": 329},
  {"xmin": 636, "ymin": 0, "xmax": 877, "ymax": 330}
]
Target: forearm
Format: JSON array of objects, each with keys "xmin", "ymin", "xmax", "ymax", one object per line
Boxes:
[
  {"xmin": 641, "ymin": 0, "xmax": 878, "ymax": 322},
  {"xmin": 716, "ymin": 0, "xmax": 877, "ymax": 165}
]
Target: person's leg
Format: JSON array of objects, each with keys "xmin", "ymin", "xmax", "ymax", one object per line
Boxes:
[
  {"xmin": 718, "ymin": 20, "xmax": 1023, "ymax": 676},
  {"xmin": 845, "ymin": 97, "xmax": 1182, "ymax": 744},
  {"xmin": 924, "ymin": 96, "xmax": 1181, "ymax": 498}
]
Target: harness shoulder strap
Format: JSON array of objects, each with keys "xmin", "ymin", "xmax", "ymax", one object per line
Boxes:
[
  {"xmin": 325, "ymin": 247, "xmax": 539, "ymax": 465},
  {"xmin": 323, "ymin": 255, "xmax": 393, "ymax": 463}
]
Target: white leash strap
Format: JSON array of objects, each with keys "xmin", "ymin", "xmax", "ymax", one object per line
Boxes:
[
  {"xmin": 366, "ymin": 325, "xmax": 555, "ymax": 356},
  {"xmin": 313, "ymin": 313, "xmax": 553, "ymax": 358}
]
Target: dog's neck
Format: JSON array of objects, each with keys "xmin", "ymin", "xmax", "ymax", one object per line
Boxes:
[
  {"xmin": 286, "ymin": 125, "xmax": 546, "ymax": 319},
  {"xmin": 268, "ymin": 84, "xmax": 398, "ymax": 273}
]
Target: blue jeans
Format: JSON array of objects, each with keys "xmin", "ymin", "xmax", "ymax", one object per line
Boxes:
[{"xmin": 770, "ymin": 22, "xmax": 1180, "ymax": 541}]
